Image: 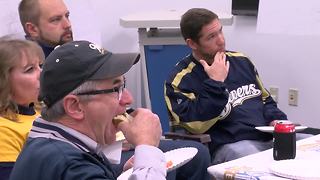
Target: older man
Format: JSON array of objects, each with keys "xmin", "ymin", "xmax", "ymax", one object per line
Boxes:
[
  {"xmin": 10, "ymin": 40, "xmax": 166, "ymax": 180},
  {"xmin": 18, "ymin": 1, "xmax": 211, "ymax": 179}
]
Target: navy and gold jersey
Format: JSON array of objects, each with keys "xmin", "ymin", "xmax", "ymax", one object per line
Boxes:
[{"xmin": 165, "ymin": 51, "xmax": 287, "ymax": 147}]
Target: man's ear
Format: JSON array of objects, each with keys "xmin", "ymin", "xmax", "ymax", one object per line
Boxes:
[
  {"xmin": 63, "ymin": 95, "xmax": 84, "ymax": 120},
  {"xmin": 186, "ymin": 38, "xmax": 198, "ymax": 50},
  {"xmin": 25, "ymin": 22, "xmax": 39, "ymax": 39}
]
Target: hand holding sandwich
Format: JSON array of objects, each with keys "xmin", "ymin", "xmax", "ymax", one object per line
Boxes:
[{"xmin": 116, "ymin": 108, "xmax": 162, "ymax": 147}]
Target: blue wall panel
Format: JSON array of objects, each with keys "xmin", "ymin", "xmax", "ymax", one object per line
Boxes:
[{"xmin": 144, "ymin": 45, "xmax": 191, "ymax": 132}]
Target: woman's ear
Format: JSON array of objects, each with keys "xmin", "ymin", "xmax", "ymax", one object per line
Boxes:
[{"xmin": 63, "ymin": 95, "xmax": 84, "ymax": 120}]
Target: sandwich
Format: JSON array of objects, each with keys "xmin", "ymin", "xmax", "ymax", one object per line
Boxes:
[{"xmin": 113, "ymin": 112, "xmax": 131, "ymax": 126}]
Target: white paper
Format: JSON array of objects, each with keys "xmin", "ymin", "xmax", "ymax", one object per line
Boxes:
[{"xmin": 100, "ymin": 141, "xmax": 123, "ymax": 164}]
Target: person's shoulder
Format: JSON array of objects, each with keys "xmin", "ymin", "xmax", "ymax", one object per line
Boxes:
[
  {"xmin": 0, "ymin": 116, "xmax": 13, "ymax": 127},
  {"xmin": 22, "ymin": 138, "xmax": 85, "ymax": 163},
  {"xmin": 226, "ymin": 50, "xmax": 248, "ymax": 58},
  {"xmin": 0, "ymin": 116, "xmax": 25, "ymax": 134},
  {"xmin": 166, "ymin": 54, "xmax": 197, "ymax": 83},
  {"xmin": 170, "ymin": 54, "xmax": 196, "ymax": 73},
  {"xmin": 12, "ymin": 138, "xmax": 112, "ymax": 180},
  {"xmin": 226, "ymin": 50, "xmax": 253, "ymax": 65}
]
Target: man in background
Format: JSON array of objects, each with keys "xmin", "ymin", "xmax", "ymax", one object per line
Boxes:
[
  {"xmin": 165, "ymin": 8, "xmax": 289, "ymax": 164},
  {"xmin": 18, "ymin": 0, "xmax": 73, "ymax": 57},
  {"xmin": 18, "ymin": 1, "xmax": 211, "ymax": 179}
]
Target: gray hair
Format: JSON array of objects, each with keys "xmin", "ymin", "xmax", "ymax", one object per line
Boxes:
[{"xmin": 41, "ymin": 80, "xmax": 99, "ymax": 122}]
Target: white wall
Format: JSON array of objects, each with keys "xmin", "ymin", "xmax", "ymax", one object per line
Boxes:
[
  {"xmin": 0, "ymin": 0, "xmax": 24, "ymax": 38},
  {"xmin": 1, "ymin": 0, "xmax": 319, "ymax": 127},
  {"xmin": 74, "ymin": 0, "xmax": 231, "ymax": 109},
  {"xmin": 223, "ymin": 16, "xmax": 320, "ymax": 127}
]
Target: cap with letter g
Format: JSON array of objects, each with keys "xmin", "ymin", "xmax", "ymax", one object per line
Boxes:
[{"xmin": 39, "ymin": 40, "xmax": 140, "ymax": 108}]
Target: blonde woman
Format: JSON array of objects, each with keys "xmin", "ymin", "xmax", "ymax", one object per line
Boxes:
[{"xmin": 0, "ymin": 37, "xmax": 44, "ymax": 180}]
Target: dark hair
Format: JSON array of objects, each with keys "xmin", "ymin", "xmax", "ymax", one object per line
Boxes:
[
  {"xmin": 18, "ymin": 0, "xmax": 41, "ymax": 36},
  {"xmin": 180, "ymin": 8, "xmax": 219, "ymax": 43}
]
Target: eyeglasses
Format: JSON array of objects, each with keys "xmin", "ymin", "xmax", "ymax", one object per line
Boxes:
[{"xmin": 75, "ymin": 83, "xmax": 125, "ymax": 101}]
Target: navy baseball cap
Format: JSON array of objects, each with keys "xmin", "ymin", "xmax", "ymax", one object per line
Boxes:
[{"xmin": 39, "ymin": 40, "xmax": 140, "ymax": 108}]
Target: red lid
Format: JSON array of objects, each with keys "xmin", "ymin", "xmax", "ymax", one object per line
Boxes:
[{"xmin": 274, "ymin": 120, "xmax": 295, "ymax": 133}]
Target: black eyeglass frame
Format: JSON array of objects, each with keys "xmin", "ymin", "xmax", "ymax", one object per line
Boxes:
[{"xmin": 75, "ymin": 83, "xmax": 125, "ymax": 100}]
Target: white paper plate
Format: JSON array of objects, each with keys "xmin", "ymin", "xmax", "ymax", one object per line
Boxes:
[
  {"xmin": 117, "ymin": 147, "xmax": 198, "ymax": 180},
  {"xmin": 255, "ymin": 126, "xmax": 307, "ymax": 133},
  {"xmin": 269, "ymin": 159, "xmax": 320, "ymax": 179},
  {"xmin": 164, "ymin": 147, "xmax": 198, "ymax": 171}
]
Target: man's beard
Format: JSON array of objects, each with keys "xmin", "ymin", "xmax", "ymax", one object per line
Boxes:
[
  {"xmin": 198, "ymin": 47, "xmax": 225, "ymax": 65},
  {"xmin": 199, "ymin": 50, "xmax": 216, "ymax": 65},
  {"xmin": 39, "ymin": 29, "xmax": 73, "ymax": 46}
]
